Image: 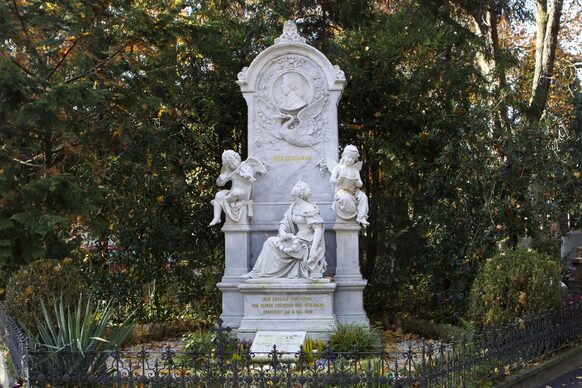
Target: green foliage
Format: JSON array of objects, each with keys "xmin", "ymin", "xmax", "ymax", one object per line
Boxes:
[
  {"xmin": 331, "ymin": 2, "xmax": 502, "ymax": 320},
  {"xmin": 0, "ymin": 0, "xmax": 579, "ymax": 327},
  {"xmin": 182, "ymin": 328, "xmax": 243, "ymax": 363},
  {"xmin": 301, "ymin": 337, "xmax": 326, "ymax": 364},
  {"xmin": 328, "ymin": 323, "xmax": 382, "ymax": 353},
  {"xmin": 183, "ymin": 330, "xmax": 215, "ymax": 354},
  {"xmin": 4, "ymin": 259, "xmax": 84, "ymax": 331},
  {"xmin": 467, "ymin": 249, "xmax": 564, "ymax": 327},
  {"xmin": 397, "ymin": 317, "xmax": 467, "ymax": 341},
  {"xmin": 28, "ymin": 296, "xmax": 134, "ymax": 375}
]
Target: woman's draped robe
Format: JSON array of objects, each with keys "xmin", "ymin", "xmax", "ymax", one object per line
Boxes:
[{"xmin": 243, "ymin": 204, "xmax": 326, "ymax": 279}]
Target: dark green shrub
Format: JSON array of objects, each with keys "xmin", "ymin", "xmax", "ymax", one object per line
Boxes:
[
  {"xmin": 4, "ymin": 259, "xmax": 84, "ymax": 330},
  {"xmin": 328, "ymin": 323, "xmax": 382, "ymax": 352},
  {"xmin": 467, "ymin": 249, "xmax": 563, "ymax": 327}
]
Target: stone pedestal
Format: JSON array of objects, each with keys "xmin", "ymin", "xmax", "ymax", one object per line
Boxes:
[
  {"xmin": 572, "ymin": 258, "xmax": 582, "ymax": 278},
  {"xmin": 333, "ymin": 222, "xmax": 369, "ymax": 325},
  {"xmin": 568, "ymin": 247, "xmax": 582, "ymax": 293},
  {"xmin": 562, "ymin": 231, "xmax": 582, "ymax": 261},
  {"xmin": 237, "ymin": 279, "xmax": 337, "ymax": 340},
  {"xmin": 216, "ymin": 223, "xmax": 251, "ymax": 329}
]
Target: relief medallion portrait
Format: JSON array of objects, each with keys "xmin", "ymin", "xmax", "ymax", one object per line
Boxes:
[{"xmin": 272, "ymin": 71, "xmax": 313, "ymax": 112}]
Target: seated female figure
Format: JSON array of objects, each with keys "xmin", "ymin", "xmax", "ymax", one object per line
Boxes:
[{"xmin": 242, "ymin": 181, "xmax": 326, "ymax": 280}]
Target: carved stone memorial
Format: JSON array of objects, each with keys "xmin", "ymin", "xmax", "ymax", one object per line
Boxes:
[{"xmin": 213, "ymin": 21, "xmax": 369, "ymax": 340}]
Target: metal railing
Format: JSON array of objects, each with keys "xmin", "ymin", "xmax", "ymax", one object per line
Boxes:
[
  {"xmin": 26, "ymin": 302, "xmax": 582, "ymax": 387},
  {"xmin": 0, "ymin": 300, "xmax": 29, "ymax": 381},
  {"xmin": 4, "ymin": 302, "xmax": 582, "ymax": 387}
]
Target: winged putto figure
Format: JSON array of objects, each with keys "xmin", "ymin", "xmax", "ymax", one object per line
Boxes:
[
  {"xmin": 209, "ymin": 150, "xmax": 267, "ymax": 226},
  {"xmin": 258, "ymin": 72, "xmax": 327, "ymax": 149},
  {"xmin": 328, "ymin": 145, "xmax": 369, "ymax": 226}
]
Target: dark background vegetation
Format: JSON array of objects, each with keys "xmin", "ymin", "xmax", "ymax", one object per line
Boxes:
[{"xmin": 0, "ymin": 0, "xmax": 580, "ymax": 326}]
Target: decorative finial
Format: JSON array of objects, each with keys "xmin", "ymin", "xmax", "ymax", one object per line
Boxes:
[
  {"xmin": 275, "ymin": 20, "xmax": 306, "ymax": 45},
  {"xmin": 334, "ymin": 65, "xmax": 346, "ymax": 81},
  {"xmin": 237, "ymin": 66, "xmax": 249, "ymax": 82}
]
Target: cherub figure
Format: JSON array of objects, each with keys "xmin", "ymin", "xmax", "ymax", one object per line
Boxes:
[
  {"xmin": 209, "ymin": 150, "xmax": 267, "ymax": 226},
  {"xmin": 329, "ymin": 145, "xmax": 369, "ymax": 226}
]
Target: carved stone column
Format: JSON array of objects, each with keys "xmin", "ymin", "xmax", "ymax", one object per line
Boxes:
[
  {"xmin": 216, "ymin": 221, "xmax": 251, "ymax": 329},
  {"xmin": 333, "ymin": 221, "xmax": 369, "ymax": 325}
]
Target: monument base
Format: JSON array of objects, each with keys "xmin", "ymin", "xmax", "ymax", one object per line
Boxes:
[
  {"xmin": 216, "ymin": 281, "xmax": 244, "ymax": 329},
  {"xmin": 237, "ymin": 279, "xmax": 337, "ymax": 341},
  {"xmin": 335, "ymin": 279, "xmax": 369, "ymax": 325}
]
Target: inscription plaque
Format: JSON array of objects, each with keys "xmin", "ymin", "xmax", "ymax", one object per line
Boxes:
[{"xmin": 250, "ymin": 331, "xmax": 307, "ymax": 355}]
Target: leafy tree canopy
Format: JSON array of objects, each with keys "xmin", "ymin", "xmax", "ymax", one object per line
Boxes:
[{"xmin": 0, "ymin": 0, "xmax": 579, "ymax": 323}]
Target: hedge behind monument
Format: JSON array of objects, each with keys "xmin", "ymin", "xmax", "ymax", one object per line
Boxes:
[
  {"xmin": 5, "ymin": 259, "xmax": 84, "ymax": 331},
  {"xmin": 467, "ymin": 249, "xmax": 564, "ymax": 327}
]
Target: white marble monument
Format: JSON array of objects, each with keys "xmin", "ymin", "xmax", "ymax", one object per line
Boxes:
[{"xmin": 213, "ymin": 21, "xmax": 369, "ymax": 340}]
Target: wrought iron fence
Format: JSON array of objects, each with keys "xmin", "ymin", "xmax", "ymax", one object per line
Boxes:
[
  {"xmin": 3, "ymin": 302, "xmax": 582, "ymax": 387},
  {"xmin": 0, "ymin": 300, "xmax": 29, "ymax": 381}
]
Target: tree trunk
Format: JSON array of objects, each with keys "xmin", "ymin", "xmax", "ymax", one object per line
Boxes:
[
  {"xmin": 528, "ymin": 0, "xmax": 564, "ymax": 122},
  {"xmin": 466, "ymin": 0, "xmax": 510, "ymax": 134}
]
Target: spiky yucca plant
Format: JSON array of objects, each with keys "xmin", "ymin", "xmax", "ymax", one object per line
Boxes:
[{"xmin": 27, "ymin": 296, "xmax": 134, "ymax": 375}]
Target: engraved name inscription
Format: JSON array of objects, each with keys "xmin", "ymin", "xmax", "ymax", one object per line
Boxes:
[{"xmin": 272, "ymin": 155, "xmax": 313, "ymax": 162}]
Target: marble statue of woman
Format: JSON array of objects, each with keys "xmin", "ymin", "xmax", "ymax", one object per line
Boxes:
[
  {"xmin": 209, "ymin": 150, "xmax": 266, "ymax": 226},
  {"xmin": 242, "ymin": 181, "xmax": 327, "ymax": 279},
  {"xmin": 329, "ymin": 145, "xmax": 369, "ymax": 226}
]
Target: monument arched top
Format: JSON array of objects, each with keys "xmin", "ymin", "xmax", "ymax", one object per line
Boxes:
[{"xmin": 236, "ymin": 21, "xmax": 346, "ymax": 93}]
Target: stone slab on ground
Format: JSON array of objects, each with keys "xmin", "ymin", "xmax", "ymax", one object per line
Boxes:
[
  {"xmin": 250, "ymin": 331, "xmax": 306, "ymax": 354},
  {"xmin": 250, "ymin": 331, "xmax": 306, "ymax": 361}
]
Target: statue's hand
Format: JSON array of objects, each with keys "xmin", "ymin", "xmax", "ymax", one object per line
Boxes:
[
  {"xmin": 217, "ymin": 174, "xmax": 228, "ymax": 186},
  {"xmin": 280, "ymin": 232, "xmax": 294, "ymax": 241}
]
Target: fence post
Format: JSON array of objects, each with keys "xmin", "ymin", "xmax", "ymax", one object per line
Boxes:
[
  {"xmin": 0, "ymin": 301, "xmax": 30, "ymax": 383},
  {"xmin": 420, "ymin": 339, "xmax": 427, "ymax": 388}
]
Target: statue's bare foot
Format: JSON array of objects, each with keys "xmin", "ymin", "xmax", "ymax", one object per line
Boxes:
[{"xmin": 209, "ymin": 218, "xmax": 221, "ymax": 226}]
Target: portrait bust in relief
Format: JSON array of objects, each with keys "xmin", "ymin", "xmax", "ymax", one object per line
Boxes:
[
  {"xmin": 272, "ymin": 72, "xmax": 312, "ymax": 112},
  {"xmin": 259, "ymin": 71, "xmax": 326, "ymax": 149}
]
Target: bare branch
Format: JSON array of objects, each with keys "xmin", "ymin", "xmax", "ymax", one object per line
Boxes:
[
  {"xmin": 9, "ymin": 56, "xmax": 36, "ymax": 77},
  {"xmin": 46, "ymin": 37, "xmax": 81, "ymax": 81},
  {"xmin": 64, "ymin": 38, "xmax": 141, "ymax": 84},
  {"xmin": 11, "ymin": 157, "xmax": 43, "ymax": 168},
  {"xmin": 1, "ymin": 145, "xmax": 44, "ymax": 168},
  {"xmin": 12, "ymin": 0, "xmax": 47, "ymax": 71},
  {"xmin": 46, "ymin": 11, "xmax": 101, "ymax": 81}
]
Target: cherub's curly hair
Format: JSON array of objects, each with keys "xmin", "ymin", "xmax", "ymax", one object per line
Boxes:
[
  {"xmin": 222, "ymin": 150, "xmax": 241, "ymax": 166},
  {"xmin": 222, "ymin": 150, "xmax": 257, "ymax": 181},
  {"xmin": 340, "ymin": 145, "xmax": 359, "ymax": 164}
]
